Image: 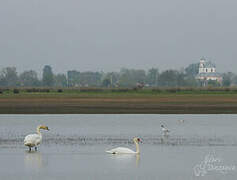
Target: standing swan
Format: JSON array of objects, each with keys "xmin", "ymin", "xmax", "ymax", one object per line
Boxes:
[
  {"xmin": 161, "ymin": 125, "xmax": 170, "ymax": 136},
  {"xmin": 106, "ymin": 137, "xmax": 141, "ymax": 154},
  {"xmin": 24, "ymin": 125, "xmax": 49, "ymax": 151}
]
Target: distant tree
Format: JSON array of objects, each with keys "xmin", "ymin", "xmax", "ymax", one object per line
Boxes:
[
  {"xmin": 222, "ymin": 72, "xmax": 234, "ymax": 87},
  {"xmin": 54, "ymin": 74, "xmax": 67, "ymax": 87},
  {"xmin": 157, "ymin": 69, "xmax": 198, "ymax": 87},
  {"xmin": 146, "ymin": 68, "xmax": 159, "ymax": 86},
  {"xmin": 176, "ymin": 72, "xmax": 186, "ymax": 86},
  {"xmin": 158, "ymin": 70, "xmax": 180, "ymax": 87},
  {"xmin": 102, "ymin": 72, "xmax": 120, "ymax": 87},
  {"xmin": 102, "ymin": 78, "xmax": 111, "ymax": 87},
  {"xmin": 119, "ymin": 68, "xmax": 146, "ymax": 87},
  {"xmin": 0, "ymin": 67, "xmax": 19, "ymax": 87},
  {"xmin": 0, "ymin": 71, "xmax": 7, "ymax": 87},
  {"xmin": 19, "ymin": 70, "xmax": 40, "ymax": 87},
  {"xmin": 183, "ymin": 76, "xmax": 199, "ymax": 87},
  {"xmin": 79, "ymin": 72, "xmax": 102, "ymax": 87},
  {"xmin": 42, "ymin": 65, "xmax": 54, "ymax": 87},
  {"xmin": 185, "ymin": 63, "xmax": 199, "ymax": 77},
  {"xmin": 231, "ymin": 75, "xmax": 237, "ymax": 86},
  {"xmin": 207, "ymin": 80, "xmax": 221, "ymax": 87}
]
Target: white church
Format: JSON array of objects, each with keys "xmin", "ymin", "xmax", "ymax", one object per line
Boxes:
[{"xmin": 195, "ymin": 57, "xmax": 222, "ymax": 83}]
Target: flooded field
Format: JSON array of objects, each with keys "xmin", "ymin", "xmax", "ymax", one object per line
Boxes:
[{"xmin": 0, "ymin": 114, "xmax": 236, "ymax": 180}]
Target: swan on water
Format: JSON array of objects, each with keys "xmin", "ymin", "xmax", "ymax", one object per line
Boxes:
[
  {"xmin": 161, "ymin": 125, "xmax": 170, "ymax": 136},
  {"xmin": 24, "ymin": 125, "xmax": 49, "ymax": 151},
  {"xmin": 106, "ymin": 137, "xmax": 141, "ymax": 154}
]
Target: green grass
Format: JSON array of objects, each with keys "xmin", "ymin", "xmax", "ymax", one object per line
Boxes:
[{"xmin": 1, "ymin": 87, "xmax": 237, "ymax": 99}]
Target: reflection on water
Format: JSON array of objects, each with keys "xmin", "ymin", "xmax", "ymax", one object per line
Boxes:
[
  {"xmin": 161, "ymin": 134, "xmax": 170, "ymax": 144},
  {"xmin": 136, "ymin": 154, "xmax": 140, "ymax": 167},
  {"xmin": 108, "ymin": 154, "xmax": 140, "ymax": 167},
  {"xmin": 24, "ymin": 151, "xmax": 43, "ymax": 171}
]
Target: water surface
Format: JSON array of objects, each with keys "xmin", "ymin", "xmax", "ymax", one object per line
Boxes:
[{"xmin": 0, "ymin": 114, "xmax": 236, "ymax": 180}]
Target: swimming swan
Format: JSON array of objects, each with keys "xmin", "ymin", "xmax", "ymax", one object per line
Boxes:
[
  {"xmin": 106, "ymin": 137, "xmax": 141, "ymax": 154},
  {"xmin": 24, "ymin": 125, "xmax": 49, "ymax": 151}
]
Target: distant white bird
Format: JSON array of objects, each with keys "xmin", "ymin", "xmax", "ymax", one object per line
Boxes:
[
  {"xmin": 106, "ymin": 137, "xmax": 141, "ymax": 154},
  {"xmin": 178, "ymin": 119, "xmax": 185, "ymax": 123},
  {"xmin": 161, "ymin": 125, "xmax": 170, "ymax": 136},
  {"xmin": 24, "ymin": 125, "xmax": 49, "ymax": 151}
]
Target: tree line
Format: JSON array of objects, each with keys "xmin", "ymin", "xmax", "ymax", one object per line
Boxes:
[{"xmin": 0, "ymin": 64, "xmax": 236, "ymax": 88}]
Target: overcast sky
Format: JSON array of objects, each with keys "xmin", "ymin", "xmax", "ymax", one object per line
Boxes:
[{"xmin": 0, "ymin": 0, "xmax": 237, "ymax": 74}]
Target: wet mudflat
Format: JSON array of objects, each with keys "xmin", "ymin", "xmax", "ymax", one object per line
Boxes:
[{"xmin": 0, "ymin": 114, "xmax": 236, "ymax": 180}]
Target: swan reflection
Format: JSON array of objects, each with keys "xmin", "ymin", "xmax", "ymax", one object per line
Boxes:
[
  {"xmin": 24, "ymin": 151, "xmax": 42, "ymax": 171},
  {"xmin": 109, "ymin": 154, "xmax": 140, "ymax": 167}
]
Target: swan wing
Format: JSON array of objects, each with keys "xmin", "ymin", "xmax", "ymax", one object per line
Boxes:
[
  {"xmin": 106, "ymin": 147, "xmax": 136, "ymax": 154},
  {"xmin": 24, "ymin": 134, "xmax": 41, "ymax": 147}
]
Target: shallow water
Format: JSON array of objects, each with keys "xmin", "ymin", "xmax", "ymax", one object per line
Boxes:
[{"xmin": 0, "ymin": 114, "xmax": 236, "ymax": 180}]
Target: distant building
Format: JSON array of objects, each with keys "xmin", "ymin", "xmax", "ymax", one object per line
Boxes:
[
  {"xmin": 196, "ymin": 57, "xmax": 222, "ymax": 84},
  {"xmin": 67, "ymin": 70, "xmax": 80, "ymax": 87}
]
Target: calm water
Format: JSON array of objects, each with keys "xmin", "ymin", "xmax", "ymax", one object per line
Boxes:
[{"xmin": 0, "ymin": 114, "xmax": 236, "ymax": 180}]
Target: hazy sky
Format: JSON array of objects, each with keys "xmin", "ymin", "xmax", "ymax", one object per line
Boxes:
[{"xmin": 0, "ymin": 0, "xmax": 237, "ymax": 74}]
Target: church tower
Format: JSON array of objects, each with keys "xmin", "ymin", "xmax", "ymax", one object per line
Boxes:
[
  {"xmin": 196, "ymin": 57, "xmax": 222, "ymax": 85},
  {"xmin": 199, "ymin": 57, "xmax": 206, "ymax": 73}
]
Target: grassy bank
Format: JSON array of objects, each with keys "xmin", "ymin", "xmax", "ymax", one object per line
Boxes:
[{"xmin": 0, "ymin": 87, "xmax": 237, "ymax": 114}]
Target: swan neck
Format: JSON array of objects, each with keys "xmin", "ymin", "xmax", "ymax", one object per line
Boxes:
[
  {"xmin": 37, "ymin": 126, "xmax": 41, "ymax": 135},
  {"xmin": 134, "ymin": 140, "xmax": 140, "ymax": 154}
]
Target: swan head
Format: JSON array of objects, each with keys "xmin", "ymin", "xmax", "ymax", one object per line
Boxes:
[
  {"xmin": 133, "ymin": 137, "xmax": 142, "ymax": 143},
  {"xmin": 39, "ymin": 125, "xmax": 50, "ymax": 131}
]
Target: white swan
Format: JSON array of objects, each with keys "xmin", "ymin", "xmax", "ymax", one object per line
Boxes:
[
  {"xmin": 24, "ymin": 125, "xmax": 49, "ymax": 151},
  {"xmin": 106, "ymin": 137, "xmax": 141, "ymax": 154},
  {"xmin": 161, "ymin": 125, "xmax": 170, "ymax": 136}
]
